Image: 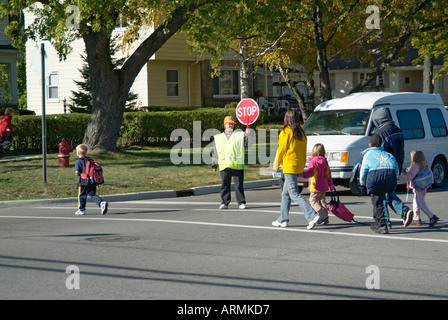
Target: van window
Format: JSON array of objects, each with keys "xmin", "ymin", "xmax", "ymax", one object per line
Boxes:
[
  {"xmin": 427, "ymin": 108, "xmax": 448, "ymax": 137},
  {"xmin": 304, "ymin": 110, "xmax": 370, "ymax": 135},
  {"xmin": 396, "ymin": 110, "xmax": 425, "ymax": 140}
]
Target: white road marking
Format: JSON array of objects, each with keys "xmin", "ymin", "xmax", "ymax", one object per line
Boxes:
[{"xmin": 0, "ymin": 212, "xmax": 447, "ymax": 244}]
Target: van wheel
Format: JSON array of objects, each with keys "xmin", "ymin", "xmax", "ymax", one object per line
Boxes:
[{"xmin": 431, "ymin": 158, "xmax": 447, "ymax": 187}]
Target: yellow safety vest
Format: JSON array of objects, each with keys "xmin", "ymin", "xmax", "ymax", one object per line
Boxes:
[{"xmin": 214, "ymin": 131, "xmax": 245, "ymax": 170}]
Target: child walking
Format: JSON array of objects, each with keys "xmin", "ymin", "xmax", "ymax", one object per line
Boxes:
[
  {"xmin": 360, "ymin": 134, "xmax": 399, "ymax": 234},
  {"xmin": 398, "ymin": 150, "xmax": 439, "ymax": 227},
  {"xmin": 299, "ymin": 143, "xmax": 335, "ymax": 225},
  {"xmin": 0, "ymin": 108, "xmax": 16, "ymax": 154},
  {"xmin": 74, "ymin": 144, "xmax": 108, "ymax": 216},
  {"xmin": 271, "ymin": 109, "xmax": 320, "ymax": 229}
]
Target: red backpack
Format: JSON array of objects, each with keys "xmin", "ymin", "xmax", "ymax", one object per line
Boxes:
[{"xmin": 80, "ymin": 157, "xmax": 104, "ymax": 186}]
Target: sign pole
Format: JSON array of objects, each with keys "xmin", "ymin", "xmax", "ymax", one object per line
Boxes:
[{"xmin": 41, "ymin": 43, "xmax": 47, "ymax": 183}]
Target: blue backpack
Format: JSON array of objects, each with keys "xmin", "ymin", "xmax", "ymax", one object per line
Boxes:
[{"xmin": 413, "ymin": 166, "xmax": 433, "ymax": 191}]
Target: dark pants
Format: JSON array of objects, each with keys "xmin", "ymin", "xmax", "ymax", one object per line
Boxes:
[
  {"xmin": 78, "ymin": 184, "xmax": 102, "ymax": 211},
  {"xmin": 220, "ymin": 168, "xmax": 245, "ymax": 205},
  {"xmin": 371, "ymin": 193, "xmax": 386, "ymax": 228},
  {"xmin": 0, "ymin": 135, "xmax": 13, "ymax": 149}
]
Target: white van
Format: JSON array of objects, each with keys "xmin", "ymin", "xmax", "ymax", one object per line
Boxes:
[{"xmin": 300, "ymin": 92, "xmax": 448, "ymax": 190}]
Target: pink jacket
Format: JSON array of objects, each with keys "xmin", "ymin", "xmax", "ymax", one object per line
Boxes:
[{"xmin": 299, "ymin": 156, "xmax": 334, "ymax": 192}]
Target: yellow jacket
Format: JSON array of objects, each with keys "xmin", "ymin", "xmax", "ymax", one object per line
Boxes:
[{"xmin": 273, "ymin": 127, "xmax": 307, "ymax": 174}]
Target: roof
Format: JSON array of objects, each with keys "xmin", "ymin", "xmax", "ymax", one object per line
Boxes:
[
  {"xmin": 315, "ymin": 92, "xmax": 444, "ymax": 111},
  {"xmin": 329, "ymin": 44, "xmax": 445, "ymax": 71}
]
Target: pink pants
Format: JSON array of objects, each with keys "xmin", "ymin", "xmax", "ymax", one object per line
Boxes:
[{"xmin": 413, "ymin": 189, "xmax": 434, "ymax": 220}]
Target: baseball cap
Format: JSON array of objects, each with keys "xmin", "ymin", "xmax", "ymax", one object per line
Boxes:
[{"xmin": 224, "ymin": 116, "xmax": 237, "ymax": 124}]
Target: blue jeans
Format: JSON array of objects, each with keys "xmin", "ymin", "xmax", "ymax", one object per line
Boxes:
[
  {"xmin": 277, "ymin": 174, "xmax": 318, "ymax": 223},
  {"xmin": 384, "ymin": 192, "xmax": 410, "ymax": 226}
]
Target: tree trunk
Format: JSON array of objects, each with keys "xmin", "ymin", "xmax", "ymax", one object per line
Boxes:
[
  {"xmin": 82, "ymin": 30, "xmax": 126, "ymax": 150},
  {"xmin": 423, "ymin": 55, "xmax": 434, "ymax": 93},
  {"xmin": 239, "ymin": 40, "xmax": 253, "ymax": 99},
  {"xmin": 306, "ymin": 74, "xmax": 316, "ymax": 115},
  {"xmin": 277, "ymin": 65, "xmax": 308, "ymax": 122},
  {"xmin": 313, "ymin": 5, "xmax": 332, "ymax": 102}
]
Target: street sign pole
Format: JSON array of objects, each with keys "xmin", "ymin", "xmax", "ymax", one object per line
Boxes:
[{"xmin": 41, "ymin": 43, "xmax": 47, "ymax": 183}]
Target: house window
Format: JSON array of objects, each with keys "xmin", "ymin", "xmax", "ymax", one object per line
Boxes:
[
  {"xmin": 360, "ymin": 72, "xmax": 384, "ymax": 87},
  {"xmin": 47, "ymin": 73, "xmax": 59, "ymax": 101},
  {"xmin": 166, "ymin": 69, "xmax": 179, "ymax": 98},
  {"xmin": 213, "ymin": 69, "xmax": 239, "ymax": 96}
]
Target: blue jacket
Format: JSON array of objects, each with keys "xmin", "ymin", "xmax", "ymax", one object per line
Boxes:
[{"xmin": 360, "ymin": 147, "xmax": 399, "ymax": 194}]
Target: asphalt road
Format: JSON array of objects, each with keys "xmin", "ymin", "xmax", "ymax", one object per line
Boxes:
[{"xmin": 1, "ymin": 185, "xmax": 447, "ymax": 301}]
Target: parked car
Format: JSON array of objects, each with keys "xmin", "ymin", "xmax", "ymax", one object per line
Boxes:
[{"xmin": 295, "ymin": 92, "xmax": 448, "ymax": 193}]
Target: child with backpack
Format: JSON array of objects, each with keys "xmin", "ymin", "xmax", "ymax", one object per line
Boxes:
[
  {"xmin": 299, "ymin": 143, "xmax": 335, "ymax": 225},
  {"xmin": 398, "ymin": 150, "xmax": 439, "ymax": 227},
  {"xmin": 74, "ymin": 144, "xmax": 108, "ymax": 216},
  {"xmin": 360, "ymin": 134, "xmax": 399, "ymax": 234},
  {"xmin": 0, "ymin": 108, "xmax": 16, "ymax": 154}
]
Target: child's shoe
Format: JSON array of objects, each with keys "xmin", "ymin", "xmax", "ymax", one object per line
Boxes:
[
  {"xmin": 307, "ymin": 215, "xmax": 320, "ymax": 230},
  {"xmin": 429, "ymin": 215, "xmax": 439, "ymax": 227},
  {"xmin": 100, "ymin": 201, "xmax": 108, "ymax": 215},
  {"xmin": 317, "ymin": 217, "xmax": 329, "ymax": 225},
  {"xmin": 75, "ymin": 209, "xmax": 85, "ymax": 215},
  {"xmin": 272, "ymin": 220, "xmax": 288, "ymax": 228}
]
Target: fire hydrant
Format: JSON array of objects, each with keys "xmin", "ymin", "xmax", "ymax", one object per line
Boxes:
[{"xmin": 58, "ymin": 138, "xmax": 74, "ymax": 167}]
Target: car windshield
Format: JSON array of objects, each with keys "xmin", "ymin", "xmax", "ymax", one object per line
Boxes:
[{"xmin": 303, "ymin": 110, "xmax": 371, "ymax": 136}]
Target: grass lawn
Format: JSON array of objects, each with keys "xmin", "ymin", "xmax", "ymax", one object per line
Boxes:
[{"xmin": 0, "ymin": 144, "xmax": 276, "ymax": 201}]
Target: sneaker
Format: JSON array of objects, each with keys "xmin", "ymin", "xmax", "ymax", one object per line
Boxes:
[
  {"xmin": 75, "ymin": 209, "xmax": 85, "ymax": 215},
  {"xmin": 404, "ymin": 209, "xmax": 414, "ymax": 227},
  {"xmin": 307, "ymin": 215, "xmax": 320, "ymax": 230},
  {"xmin": 429, "ymin": 215, "xmax": 439, "ymax": 227},
  {"xmin": 100, "ymin": 201, "xmax": 108, "ymax": 215},
  {"xmin": 375, "ymin": 226, "xmax": 389, "ymax": 234},
  {"xmin": 272, "ymin": 220, "xmax": 288, "ymax": 228},
  {"xmin": 317, "ymin": 217, "xmax": 329, "ymax": 225},
  {"xmin": 370, "ymin": 223, "xmax": 379, "ymax": 232},
  {"xmin": 411, "ymin": 219, "xmax": 422, "ymax": 226},
  {"xmin": 239, "ymin": 203, "xmax": 246, "ymax": 210},
  {"xmin": 219, "ymin": 204, "xmax": 228, "ymax": 210}
]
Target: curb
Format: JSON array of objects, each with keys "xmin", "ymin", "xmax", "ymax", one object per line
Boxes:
[{"xmin": 0, "ymin": 179, "xmax": 280, "ymax": 208}]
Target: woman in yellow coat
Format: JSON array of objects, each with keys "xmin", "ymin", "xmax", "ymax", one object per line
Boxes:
[{"xmin": 272, "ymin": 109, "xmax": 320, "ymax": 229}]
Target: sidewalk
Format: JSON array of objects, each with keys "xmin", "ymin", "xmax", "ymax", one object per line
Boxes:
[{"xmin": 0, "ymin": 153, "xmax": 280, "ymax": 208}]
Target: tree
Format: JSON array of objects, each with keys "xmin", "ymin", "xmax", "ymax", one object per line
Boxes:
[
  {"xmin": 70, "ymin": 41, "xmax": 139, "ymax": 113},
  {"xmin": 1, "ymin": 0, "xmax": 219, "ymax": 150},
  {"xmin": 184, "ymin": 0, "xmax": 296, "ymax": 100},
  {"xmin": 350, "ymin": 0, "xmax": 448, "ymax": 94}
]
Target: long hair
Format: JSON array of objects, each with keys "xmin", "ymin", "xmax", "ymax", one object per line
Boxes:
[
  {"xmin": 283, "ymin": 109, "xmax": 305, "ymax": 140},
  {"xmin": 410, "ymin": 150, "xmax": 428, "ymax": 169},
  {"xmin": 311, "ymin": 143, "xmax": 326, "ymax": 157}
]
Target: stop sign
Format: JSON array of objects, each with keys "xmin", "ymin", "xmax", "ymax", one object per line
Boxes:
[{"xmin": 236, "ymin": 98, "xmax": 259, "ymax": 126}]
